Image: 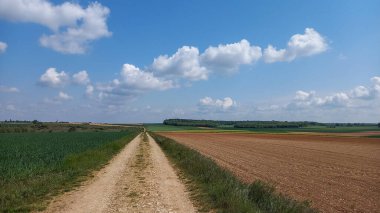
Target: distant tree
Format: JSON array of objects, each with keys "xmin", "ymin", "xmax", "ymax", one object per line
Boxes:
[
  {"xmin": 378, "ymin": 123, "xmax": 380, "ymax": 128},
  {"xmin": 32, "ymin": 120, "xmax": 39, "ymax": 124},
  {"xmin": 163, "ymin": 119, "xmax": 319, "ymax": 129}
]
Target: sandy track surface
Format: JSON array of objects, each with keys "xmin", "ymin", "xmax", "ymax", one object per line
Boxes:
[
  {"xmin": 160, "ymin": 132, "xmax": 380, "ymax": 213},
  {"xmin": 44, "ymin": 133, "xmax": 195, "ymax": 213}
]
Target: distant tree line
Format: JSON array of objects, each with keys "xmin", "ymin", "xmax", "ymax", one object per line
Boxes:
[
  {"xmin": 1, "ymin": 119, "xmax": 73, "ymax": 124},
  {"xmin": 163, "ymin": 119, "xmax": 320, "ymax": 129},
  {"xmin": 163, "ymin": 119, "xmax": 222, "ymax": 127},
  {"xmin": 324, "ymin": 123, "xmax": 378, "ymax": 127},
  {"xmin": 2, "ymin": 119, "xmax": 33, "ymax": 123},
  {"xmin": 233, "ymin": 121, "xmax": 310, "ymax": 128},
  {"xmin": 163, "ymin": 119, "xmax": 380, "ymax": 129}
]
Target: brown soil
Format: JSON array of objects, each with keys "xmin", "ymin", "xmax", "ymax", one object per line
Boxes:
[
  {"xmin": 160, "ymin": 132, "xmax": 380, "ymax": 213},
  {"xmin": 43, "ymin": 133, "xmax": 195, "ymax": 213},
  {"xmin": 291, "ymin": 131, "xmax": 380, "ymax": 137}
]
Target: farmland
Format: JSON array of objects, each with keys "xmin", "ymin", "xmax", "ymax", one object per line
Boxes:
[
  {"xmin": 159, "ymin": 132, "xmax": 380, "ymax": 212},
  {"xmin": 146, "ymin": 122, "xmax": 380, "ymax": 135},
  {"xmin": 151, "ymin": 133, "xmax": 317, "ymax": 213},
  {"xmin": 39, "ymin": 132, "xmax": 196, "ymax": 213},
  {"xmin": 0, "ymin": 122, "xmax": 136, "ymax": 133},
  {"xmin": 1, "ymin": 122, "xmax": 379, "ymax": 212},
  {"xmin": 0, "ymin": 127, "xmax": 141, "ymax": 212},
  {"xmin": 161, "ymin": 119, "xmax": 380, "ymax": 133}
]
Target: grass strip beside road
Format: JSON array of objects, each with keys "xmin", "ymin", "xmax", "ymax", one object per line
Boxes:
[
  {"xmin": 0, "ymin": 128, "xmax": 141, "ymax": 212},
  {"xmin": 151, "ymin": 132, "xmax": 317, "ymax": 213}
]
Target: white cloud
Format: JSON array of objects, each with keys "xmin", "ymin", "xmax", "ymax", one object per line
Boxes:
[
  {"xmin": 0, "ymin": 0, "xmax": 83, "ymax": 30},
  {"xmin": 320, "ymin": 92, "xmax": 350, "ymax": 107},
  {"xmin": 199, "ymin": 96, "xmax": 236, "ymax": 111},
  {"xmin": 39, "ymin": 67, "xmax": 69, "ymax": 87},
  {"xmin": 201, "ymin": 39, "xmax": 262, "ymax": 73},
  {"xmin": 348, "ymin": 76, "xmax": 380, "ymax": 99},
  {"xmin": 262, "ymin": 45, "xmax": 286, "ymax": 63},
  {"xmin": 245, "ymin": 77, "xmax": 379, "ymax": 122},
  {"xmin": 36, "ymin": 28, "xmax": 330, "ymax": 103},
  {"xmin": 151, "ymin": 40, "xmax": 262, "ymax": 81},
  {"xmin": 371, "ymin": 76, "xmax": 380, "ymax": 94},
  {"xmin": 287, "ymin": 28, "xmax": 328, "ymax": 57},
  {"xmin": 0, "ymin": 0, "xmax": 111, "ymax": 54},
  {"xmin": 350, "ymin": 86, "xmax": 372, "ymax": 99},
  {"xmin": 372, "ymin": 76, "xmax": 380, "ymax": 85},
  {"xmin": 291, "ymin": 90, "xmax": 350, "ymax": 108},
  {"xmin": 85, "ymin": 84, "xmax": 94, "ymax": 96},
  {"xmin": 147, "ymin": 29, "xmax": 325, "ymax": 82},
  {"xmin": 264, "ymin": 28, "xmax": 328, "ymax": 63},
  {"xmin": 43, "ymin": 27, "xmax": 324, "ymax": 93},
  {"xmin": 73, "ymin": 70, "xmax": 90, "ymax": 85},
  {"xmin": 0, "ymin": 41, "xmax": 7, "ymax": 53},
  {"xmin": 289, "ymin": 76, "xmax": 380, "ymax": 110},
  {"xmin": 0, "ymin": 85, "xmax": 19, "ymax": 93},
  {"xmin": 121, "ymin": 64, "xmax": 174, "ymax": 91},
  {"xmin": 39, "ymin": 68, "xmax": 92, "ymax": 88},
  {"xmin": 96, "ymin": 64, "xmax": 175, "ymax": 100},
  {"xmin": 371, "ymin": 76, "xmax": 380, "ymax": 96},
  {"xmin": 152, "ymin": 46, "xmax": 208, "ymax": 81},
  {"xmin": 294, "ymin": 90, "xmax": 315, "ymax": 101},
  {"xmin": 58, "ymin": 91, "xmax": 72, "ymax": 100}
]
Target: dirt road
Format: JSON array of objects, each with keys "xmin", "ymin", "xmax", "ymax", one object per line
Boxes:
[
  {"xmin": 44, "ymin": 133, "xmax": 195, "ymax": 213},
  {"xmin": 160, "ymin": 132, "xmax": 380, "ymax": 213}
]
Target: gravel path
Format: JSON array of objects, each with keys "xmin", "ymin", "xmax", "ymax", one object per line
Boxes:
[{"xmin": 43, "ymin": 133, "xmax": 195, "ymax": 213}]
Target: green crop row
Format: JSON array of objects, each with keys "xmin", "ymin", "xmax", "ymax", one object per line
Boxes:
[{"xmin": 0, "ymin": 129, "xmax": 141, "ymax": 212}]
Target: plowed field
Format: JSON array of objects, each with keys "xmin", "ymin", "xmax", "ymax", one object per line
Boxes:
[{"xmin": 160, "ymin": 132, "xmax": 380, "ymax": 213}]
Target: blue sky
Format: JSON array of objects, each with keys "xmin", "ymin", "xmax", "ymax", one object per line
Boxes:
[{"xmin": 0, "ymin": 0, "xmax": 379, "ymax": 123}]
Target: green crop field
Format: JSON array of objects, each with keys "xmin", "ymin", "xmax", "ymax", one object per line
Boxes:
[
  {"xmin": 367, "ymin": 135, "xmax": 380, "ymax": 138},
  {"xmin": 0, "ymin": 122, "xmax": 138, "ymax": 133},
  {"xmin": 0, "ymin": 129, "xmax": 141, "ymax": 212},
  {"xmin": 146, "ymin": 119, "xmax": 380, "ymax": 134},
  {"xmin": 147, "ymin": 123, "xmax": 380, "ymax": 134}
]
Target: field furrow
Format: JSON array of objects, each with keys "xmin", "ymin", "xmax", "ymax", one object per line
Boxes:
[{"xmin": 160, "ymin": 132, "xmax": 380, "ymax": 213}]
